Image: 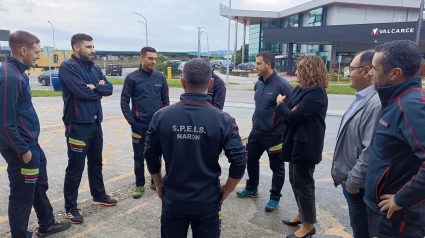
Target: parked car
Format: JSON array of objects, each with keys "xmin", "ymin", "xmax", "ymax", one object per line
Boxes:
[
  {"xmin": 218, "ymin": 60, "xmax": 234, "ymax": 73},
  {"xmin": 211, "ymin": 60, "xmax": 221, "ymax": 70},
  {"xmin": 105, "ymin": 64, "xmax": 122, "ymax": 76},
  {"xmin": 38, "ymin": 70, "xmax": 58, "ymax": 86}
]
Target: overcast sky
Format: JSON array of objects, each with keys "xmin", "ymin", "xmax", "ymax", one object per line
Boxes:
[{"xmin": 0, "ymin": 0, "xmax": 310, "ymax": 52}]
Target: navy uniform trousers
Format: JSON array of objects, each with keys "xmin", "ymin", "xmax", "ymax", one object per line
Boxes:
[{"xmin": 1, "ymin": 144, "xmax": 54, "ymax": 238}]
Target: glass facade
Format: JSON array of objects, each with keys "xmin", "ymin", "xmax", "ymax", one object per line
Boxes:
[
  {"xmin": 248, "ymin": 20, "xmax": 284, "ymax": 62},
  {"xmin": 308, "ymin": 7, "xmax": 326, "ymax": 27}
]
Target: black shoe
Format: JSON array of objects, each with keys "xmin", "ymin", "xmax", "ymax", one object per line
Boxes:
[
  {"xmin": 36, "ymin": 220, "xmax": 72, "ymax": 237},
  {"xmin": 66, "ymin": 207, "xmax": 83, "ymax": 224},
  {"xmin": 150, "ymin": 182, "xmax": 156, "ymax": 191},
  {"xmin": 282, "ymin": 219, "xmax": 302, "ymax": 226},
  {"xmin": 286, "ymin": 227, "xmax": 316, "ymax": 238},
  {"xmin": 93, "ymin": 195, "xmax": 117, "ymax": 206}
]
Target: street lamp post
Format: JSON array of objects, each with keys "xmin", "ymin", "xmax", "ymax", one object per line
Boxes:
[
  {"xmin": 201, "ymin": 31, "xmax": 210, "ymax": 59},
  {"xmin": 47, "ymin": 21, "xmax": 55, "ymax": 50},
  {"xmin": 134, "ymin": 12, "xmax": 148, "ymax": 46},
  {"xmin": 416, "ymin": 0, "xmax": 424, "ymax": 44},
  {"xmin": 137, "ymin": 21, "xmax": 147, "ymax": 46},
  {"xmin": 226, "ymin": 0, "xmax": 232, "ymax": 84}
]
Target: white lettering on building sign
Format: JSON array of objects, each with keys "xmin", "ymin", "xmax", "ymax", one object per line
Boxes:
[{"xmin": 371, "ymin": 28, "xmax": 415, "ymax": 36}]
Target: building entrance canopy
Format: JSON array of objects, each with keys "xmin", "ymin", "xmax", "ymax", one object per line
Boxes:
[{"xmin": 263, "ymin": 21, "xmax": 424, "ymax": 45}]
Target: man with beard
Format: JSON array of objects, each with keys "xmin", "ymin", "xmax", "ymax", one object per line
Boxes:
[
  {"xmin": 365, "ymin": 40, "xmax": 425, "ymax": 237},
  {"xmin": 0, "ymin": 30, "xmax": 71, "ymax": 237},
  {"xmin": 59, "ymin": 33, "xmax": 116, "ymax": 225},
  {"xmin": 121, "ymin": 46, "xmax": 169, "ymax": 198}
]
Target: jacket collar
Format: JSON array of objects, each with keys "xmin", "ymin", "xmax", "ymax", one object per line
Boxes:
[
  {"xmin": 139, "ymin": 67, "xmax": 153, "ymax": 76},
  {"xmin": 71, "ymin": 54, "xmax": 94, "ymax": 67},
  {"xmin": 180, "ymin": 93, "xmax": 212, "ymax": 104},
  {"xmin": 377, "ymin": 77, "xmax": 422, "ymax": 103},
  {"xmin": 259, "ymin": 72, "xmax": 276, "ymax": 84},
  {"xmin": 6, "ymin": 56, "xmax": 29, "ymax": 73}
]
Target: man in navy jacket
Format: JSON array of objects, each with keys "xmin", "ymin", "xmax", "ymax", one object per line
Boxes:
[
  {"xmin": 365, "ymin": 40, "xmax": 425, "ymax": 237},
  {"xmin": 236, "ymin": 51, "xmax": 293, "ymax": 212},
  {"xmin": 59, "ymin": 33, "xmax": 116, "ymax": 225},
  {"xmin": 121, "ymin": 46, "xmax": 169, "ymax": 198},
  {"xmin": 0, "ymin": 30, "xmax": 71, "ymax": 237},
  {"xmin": 208, "ymin": 69, "xmax": 226, "ymax": 110},
  {"xmin": 144, "ymin": 58, "xmax": 247, "ymax": 238}
]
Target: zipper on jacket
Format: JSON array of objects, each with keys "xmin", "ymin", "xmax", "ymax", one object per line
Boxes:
[
  {"xmin": 271, "ymin": 112, "xmax": 276, "ymax": 128},
  {"xmin": 19, "ymin": 116, "xmax": 34, "ymax": 139},
  {"xmin": 375, "ymin": 167, "xmax": 390, "ymax": 202}
]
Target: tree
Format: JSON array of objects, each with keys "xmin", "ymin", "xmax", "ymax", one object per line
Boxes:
[{"xmin": 236, "ymin": 44, "xmax": 249, "ymax": 64}]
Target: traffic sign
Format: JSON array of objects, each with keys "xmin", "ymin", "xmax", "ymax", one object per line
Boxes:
[
  {"xmin": 338, "ymin": 55, "xmax": 342, "ymax": 63},
  {"xmin": 43, "ymin": 46, "xmax": 54, "ymax": 56}
]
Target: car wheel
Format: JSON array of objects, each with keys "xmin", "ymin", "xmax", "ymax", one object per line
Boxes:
[
  {"xmin": 119, "ymin": 74, "xmax": 122, "ymax": 76},
  {"xmin": 41, "ymin": 79, "xmax": 47, "ymax": 86}
]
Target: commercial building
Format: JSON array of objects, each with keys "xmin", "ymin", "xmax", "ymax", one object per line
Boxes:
[{"xmin": 219, "ymin": 0, "xmax": 425, "ymax": 74}]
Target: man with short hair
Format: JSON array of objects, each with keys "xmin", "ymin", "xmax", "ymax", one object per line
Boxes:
[
  {"xmin": 236, "ymin": 51, "xmax": 293, "ymax": 212},
  {"xmin": 0, "ymin": 30, "xmax": 71, "ymax": 237},
  {"xmin": 121, "ymin": 46, "xmax": 169, "ymax": 198},
  {"xmin": 331, "ymin": 50, "xmax": 381, "ymax": 238},
  {"xmin": 59, "ymin": 33, "xmax": 116, "ymax": 225},
  {"xmin": 365, "ymin": 40, "xmax": 425, "ymax": 237},
  {"xmin": 204, "ymin": 59, "xmax": 226, "ymax": 110},
  {"xmin": 145, "ymin": 58, "xmax": 247, "ymax": 238}
]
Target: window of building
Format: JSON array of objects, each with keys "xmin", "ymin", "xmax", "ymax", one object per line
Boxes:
[
  {"xmin": 308, "ymin": 7, "xmax": 326, "ymax": 27},
  {"xmin": 287, "ymin": 14, "xmax": 302, "ymax": 28},
  {"xmin": 248, "ymin": 23, "xmax": 261, "ymax": 62}
]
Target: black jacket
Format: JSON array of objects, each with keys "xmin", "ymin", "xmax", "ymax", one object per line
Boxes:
[
  {"xmin": 364, "ymin": 77, "xmax": 425, "ymax": 225},
  {"xmin": 208, "ymin": 73, "xmax": 226, "ymax": 110},
  {"xmin": 0, "ymin": 57, "xmax": 39, "ymax": 159},
  {"xmin": 59, "ymin": 54, "xmax": 113, "ymax": 124},
  {"xmin": 276, "ymin": 85, "xmax": 328, "ymax": 165},
  {"xmin": 253, "ymin": 72, "xmax": 293, "ymax": 135},
  {"xmin": 121, "ymin": 68, "xmax": 169, "ymax": 133},
  {"xmin": 144, "ymin": 93, "xmax": 247, "ymax": 214}
]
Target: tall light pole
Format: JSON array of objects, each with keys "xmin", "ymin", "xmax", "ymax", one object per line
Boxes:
[
  {"xmin": 416, "ymin": 0, "xmax": 424, "ymax": 44},
  {"xmin": 137, "ymin": 21, "xmax": 147, "ymax": 46},
  {"xmin": 134, "ymin": 12, "xmax": 148, "ymax": 46},
  {"xmin": 226, "ymin": 0, "xmax": 232, "ymax": 84},
  {"xmin": 195, "ymin": 27, "xmax": 204, "ymax": 58},
  {"xmin": 201, "ymin": 31, "xmax": 210, "ymax": 59},
  {"xmin": 47, "ymin": 21, "xmax": 55, "ymax": 50}
]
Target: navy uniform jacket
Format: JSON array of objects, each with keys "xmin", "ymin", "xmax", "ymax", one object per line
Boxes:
[
  {"xmin": 144, "ymin": 93, "xmax": 247, "ymax": 214},
  {"xmin": 253, "ymin": 72, "xmax": 293, "ymax": 136},
  {"xmin": 59, "ymin": 54, "xmax": 113, "ymax": 124},
  {"xmin": 208, "ymin": 73, "xmax": 226, "ymax": 110},
  {"xmin": 364, "ymin": 77, "xmax": 425, "ymax": 226},
  {"xmin": 120, "ymin": 68, "xmax": 169, "ymax": 133},
  {"xmin": 0, "ymin": 57, "xmax": 39, "ymax": 160}
]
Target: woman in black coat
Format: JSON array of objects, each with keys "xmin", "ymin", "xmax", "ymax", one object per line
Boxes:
[{"xmin": 275, "ymin": 56, "xmax": 329, "ymax": 238}]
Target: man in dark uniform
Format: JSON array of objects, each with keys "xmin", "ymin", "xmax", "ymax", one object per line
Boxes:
[
  {"xmin": 121, "ymin": 46, "xmax": 169, "ymax": 199},
  {"xmin": 145, "ymin": 58, "xmax": 247, "ymax": 238},
  {"xmin": 236, "ymin": 51, "xmax": 293, "ymax": 212},
  {"xmin": 205, "ymin": 59, "xmax": 226, "ymax": 110},
  {"xmin": 0, "ymin": 30, "xmax": 71, "ymax": 237},
  {"xmin": 59, "ymin": 33, "xmax": 116, "ymax": 225}
]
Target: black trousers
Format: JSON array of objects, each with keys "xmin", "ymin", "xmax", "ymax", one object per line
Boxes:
[
  {"xmin": 289, "ymin": 162, "xmax": 316, "ymax": 224},
  {"xmin": 64, "ymin": 122, "xmax": 106, "ymax": 210},
  {"xmin": 161, "ymin": 205, "xmax": 221, "ymax": 238},
  {"xmin": 1, "ymin": 144, "xmax": 55, "ymax": 238},
  {"xmin": 367, "ymin": 208, "xmax": 425, "ymax": 238},
  {"xmin": 245, "ymin": 132, "xmax": 285, "ymax": 201},
  {"xmin": 131, "ymin": 129, "xmax": 158, "ymax": 186}
]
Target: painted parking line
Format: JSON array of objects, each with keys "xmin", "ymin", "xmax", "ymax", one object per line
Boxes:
[{"xmin": 102, "ymin": 121, "xmax": 127, "ymax": 165}]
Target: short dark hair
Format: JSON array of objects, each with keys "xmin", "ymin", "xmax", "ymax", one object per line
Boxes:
[
  {"xmin": 256, "ymin": 51, "xmax": 275, "ymax": 69},
  {"xmin": 354, "ymin": 50, "xmax": 374, "ymax": 68},
  {"xmin": 71, "ymin": 34, "xmax": 93, "ymax": 51},
  {"xmin": 141, "ymin": 47, "xmax": 156, "ymax": 56},
  {"xmin": 182, "ymin": 58, "xmax": 212, "ymax": 90},
  {"xmin": 9, "ymin": 30, "xmax": 40, "ymax": 53},
  {"xmin": 374, "ymin": 40, "xmax": 421, "ymax": 79}
]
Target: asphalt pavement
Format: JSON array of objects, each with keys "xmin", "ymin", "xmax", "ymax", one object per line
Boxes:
[{"xmin": 0, "ymin": 74, "xmax": 356, "ymax": 238}]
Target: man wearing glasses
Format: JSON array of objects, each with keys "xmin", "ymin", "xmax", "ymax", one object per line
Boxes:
[{"xmin": 331, "ymin": 50, "xmax": 381, "ymax": 238}]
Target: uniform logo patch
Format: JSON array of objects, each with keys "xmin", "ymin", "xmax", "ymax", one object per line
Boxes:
[
  {"xmin": 21, "ymin": 168, "xmax": 39, "ymax": 183},
  {"xmin": 266, "ymin": 92, "xmax": 274, "ymax": 96},
  {"xmin": 154, "ymin": 84, "xmax": 162, "ymax": 87},
  {"xmin": 132, "ymin": 132, "xmax": 142, "ymax": 143},
  {"xmin": 379, "ymin": 118, "xmax": 389, "ymax": 128}
]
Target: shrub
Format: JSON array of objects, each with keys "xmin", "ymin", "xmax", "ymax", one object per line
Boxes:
[{"xmin": 328, "ymin": 73, "xmax": 349, "ymax": 81}]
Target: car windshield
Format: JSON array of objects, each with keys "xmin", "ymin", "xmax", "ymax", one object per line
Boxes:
[{"xmin": 112, "ymin": 65, "xmax": 120, "ymax": 69}]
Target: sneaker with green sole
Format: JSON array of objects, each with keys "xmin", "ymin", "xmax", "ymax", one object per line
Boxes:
[{"xmin": 133, "ymin": 186, "xmax": 145, "ymax": 199}]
